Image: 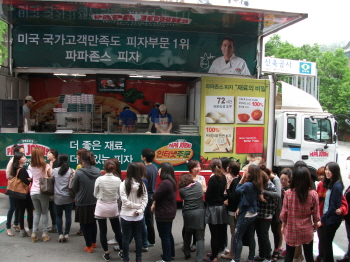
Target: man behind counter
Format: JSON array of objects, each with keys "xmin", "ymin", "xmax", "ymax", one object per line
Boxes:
[
  {"xmin": 22, "ymin": 96, "xmax": 36, "ymax": 131},
  {"xmin": 147, "ymin": 102, "xmax": 160, "ymax": 133},
  {"xmin": 208, "ymin": 36, "xmax": 250, "ymax": 76},
  {"xmin": 118, "ymin": 106, "xmax": 137, "ymax": 133}
]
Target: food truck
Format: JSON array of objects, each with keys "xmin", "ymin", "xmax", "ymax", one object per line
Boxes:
[{"xmin": 0, "ymin": 0, "xmax": 336, "ymax": 194}]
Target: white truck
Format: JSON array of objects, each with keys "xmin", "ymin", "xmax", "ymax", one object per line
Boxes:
[{"xmin": 273, "ymin": 81, "xmax": 339, "ymax": 178}]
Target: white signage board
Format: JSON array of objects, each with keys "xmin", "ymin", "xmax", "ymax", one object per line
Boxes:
[{"xmin": 262, "ymin": 57, "xmax": 317, "ymax": 76}]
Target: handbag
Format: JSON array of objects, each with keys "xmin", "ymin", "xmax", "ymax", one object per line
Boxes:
[
  {"xmin": 5, "ymin": 168, "xmax": 29, "ymax": 199},
  {"xmin": 39, "ymin": 176, "xmax": 54, "ymax": 196},
  {"xmin": 68, "ymin": 168, "xmax": 75, "ymax": 198}
]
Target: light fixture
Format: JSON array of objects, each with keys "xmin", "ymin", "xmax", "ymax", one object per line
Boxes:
[
  {"xmin": 129, "ymin": 75, "xmax": 144, "ymax": 78},
  {"xmin": 146, "ymin": 75, "xmax": 161, "ymax": 78},
  {"xmin": 53, "ymin": 73, "xmax": 86, "ymax": 77},
  {"xmin": 71, "ymin": 74, "xmax": 86, "ymax": 77}
]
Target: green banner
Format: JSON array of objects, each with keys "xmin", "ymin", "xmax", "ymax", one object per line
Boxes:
[
  {"xmin": 13, "ymin": 26, "xmax": 257, "ymax": 74},
  {"xmin": 0, "ymin": 133, "xmax": 200, "ymax": 171}
]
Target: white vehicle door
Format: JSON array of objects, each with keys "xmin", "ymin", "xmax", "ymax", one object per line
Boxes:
[
  {"xmin": 300, "ymin": 115, "xmax": 337, "ymax": 169},
  {"xmin": 275, "ymin": 113, "xmax": 303, "ymax": 168}
]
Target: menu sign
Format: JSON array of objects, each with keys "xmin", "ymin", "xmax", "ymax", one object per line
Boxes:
[
  {"xmin": 205, "ymin": 96, "xmax": 234, "ymax": 124},
  {"xmin": 204, "ymin": 126, "xmax": 234, "ymax": 153},
  {"xmin": 236, "ymin": 96, "xmax": 265, "ymax": 124}
]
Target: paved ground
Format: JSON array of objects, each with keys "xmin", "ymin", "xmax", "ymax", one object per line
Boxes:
[{"xmin": 0, "ymin": 142, "xmax": 349, "ymax": 262}]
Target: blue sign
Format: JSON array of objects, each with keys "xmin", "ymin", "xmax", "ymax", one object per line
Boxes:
[{"xmin": 299, "ymin": 62, "xmax": 312, "ymax": 75}]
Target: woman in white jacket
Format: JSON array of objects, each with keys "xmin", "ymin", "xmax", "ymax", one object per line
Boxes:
[
  {"xmin": 94, "ymin": 160, "xmax": 123, "ymax": 262},
  {"xmin": 120, "ymin": 162, "xmax": 148, "ymax": 262}
]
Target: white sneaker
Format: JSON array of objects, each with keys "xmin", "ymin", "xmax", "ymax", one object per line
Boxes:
[{"xmin": 107, "ymin": 238, "xmax": 118, "ymax": 245}]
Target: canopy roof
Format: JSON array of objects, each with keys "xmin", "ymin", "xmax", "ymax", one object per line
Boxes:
[{"xmin": 1, "ymin": 0, "xmax": 307, "ymax": 37}]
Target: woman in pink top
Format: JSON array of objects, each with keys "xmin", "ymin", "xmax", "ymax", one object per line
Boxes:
[
  {"xmin": 29, "ymin": 147, "xmax": 52, "ymax": 242},
  {"xmin": 280, "ymin": 167, "xmax": 320, "ymax": 262}
]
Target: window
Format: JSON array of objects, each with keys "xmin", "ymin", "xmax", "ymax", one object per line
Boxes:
[
  {"xmin": 304, "ymin": 118, "xmax": 332, "ymax": 143},
  {"xmin": 287, "ymin": 118, "xmax": 296, "ymax": 139}
]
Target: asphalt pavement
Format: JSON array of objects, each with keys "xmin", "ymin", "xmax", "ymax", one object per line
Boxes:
[{"xmin": 0, "ymin": 142, "xmax": 349, "ymax": 262}]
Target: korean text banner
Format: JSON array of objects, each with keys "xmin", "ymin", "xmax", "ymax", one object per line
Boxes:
[
  {"xmin": 12, "ymin": 26, "xmax": 257, "ymax": 74},
  {"xmin": 0, "ymin": 133, "xmax": 200, "ymax": 171}
]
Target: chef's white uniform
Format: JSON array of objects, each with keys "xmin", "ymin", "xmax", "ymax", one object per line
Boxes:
[{"xmin": 208, "ymin": 54, "xmax": 251, "ymax": 76}]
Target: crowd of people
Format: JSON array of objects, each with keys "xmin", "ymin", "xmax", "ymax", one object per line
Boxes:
[{"xmin": 4, "ymin": 144, "xmax": 350, "ymax": 262}]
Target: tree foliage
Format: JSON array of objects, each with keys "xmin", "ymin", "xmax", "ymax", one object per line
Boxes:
[
  {"xmin": 0, "ymin": 20, "xmax": 8, "ymax": 65},
  {"xmin": 265, "ymin": 34, "xmax": 350, "ymax": 138}
]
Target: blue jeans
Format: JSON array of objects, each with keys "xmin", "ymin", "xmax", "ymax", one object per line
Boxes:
[
  {"xmin": 255, "ymin": 218, "xmax": 272, "ymax": 259},
  {"xmin": 55, "ymin": 202, "xmax": 73, "ymax": 235},
  {"xmin": 6, "ymin": 196, "xmax": 19, "ymax": 229},
  {"xmin": 121, "ymin": 218, "xmax": 143, "ymax": 261},
  {"xmin": 156, "ymin": 221, "xmax": 175, "ymax": 261},
  {"xmin": 31, "ymin": 194, "xmax": 50, "ymax": 233},
  {"xmin": 129, "ymin": 217, "xmax": 148, "ymax": 248},
  {"xmin": 233, "ymin": 214, "xmax": 257, "ymax": 262}
]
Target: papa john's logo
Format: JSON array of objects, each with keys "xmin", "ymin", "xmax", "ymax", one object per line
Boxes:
[
  {"xmin": 154, "ymin": 139, "xmax": 193, "ymax": 166},
  {"xmin": 6, "ymin": 139, "xmax": 50, "ymax": 157}
]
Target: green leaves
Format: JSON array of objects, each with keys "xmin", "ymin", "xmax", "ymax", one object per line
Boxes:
[
  {"xmin": 0, "ymin": 20, "xmax": 8, "ymax": 65},
  {"xmin": 265, "ymin": 34, "xmax": 350, "ymax": 139}
]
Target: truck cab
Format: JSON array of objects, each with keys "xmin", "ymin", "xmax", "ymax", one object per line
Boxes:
[{"xmin": 274, "ymin": 82, "xmax": 337, "ymax": 177}]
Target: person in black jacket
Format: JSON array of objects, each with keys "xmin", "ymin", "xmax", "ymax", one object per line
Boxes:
[
  {"xmin": 11, "ymin": 152, "xmax": 33, "ymax": 237},
  {"xmin": 205, "ymin": 158, "xmax": 228, "ymax": 262},
  {"xmin": 221, "ymin": 161, "xmax": 241, "ymax": 260}
]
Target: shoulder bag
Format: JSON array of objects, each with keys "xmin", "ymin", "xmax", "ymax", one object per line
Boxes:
[
  {"xmin": 5, "ymin": 168, "xmax": 29, "ymax": 199},
  {"xmin": 68, "ymin": 168, "xmax": 75, "ymax": 198},
  {"xmin": 39, "ymin": 175, "xmax": 54, "ymax": 196}
]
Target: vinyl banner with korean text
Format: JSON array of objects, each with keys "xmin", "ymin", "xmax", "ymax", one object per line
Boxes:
[{"xmin": 13, "ymin": 26, "xmax": 257, "ymax": 74}]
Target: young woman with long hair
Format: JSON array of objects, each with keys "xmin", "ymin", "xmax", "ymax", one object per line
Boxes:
[
  {"xmin": 204, "ymin": 158, "xmax": 228, "ymax": 262},
  {"xmin": 337, "ymin": 171, "xmax": 350, "ymax": 262},
  {"xmin": 179, "ymin": 173, "xmax": 206, "ymax": 262},
  {"xmin": 47, "ymin": 148, "xmax": 58, "ymax": 234},
  {"xmin": 94, "ymin": 159, "xmax": 124, "ymax": 261},
  {"xmin": 11, "ymin": 152, "xmax": 33, "ymax": 237},
  {"xmin": 233, "ymin": 164, "xmax": 264, "ymax": 262},
  {"xmin": 75, "ymin": 148, "xmax": 88, "ymax": 237},
  {"xmin": 29, "ymin": 147, "xmax": 52, "ymax": 242},
  {"xmin": 280, "ymin": 167, "xmax": 320, "ymax": 262},
  {"xmin": 135, "ymin": 161, "xmax": 150, "ymax": 252},
  {"xmin": 321, "ymin": 162, "xmax": 344, "ymax": 261},
  {"xmin": 183, "ymin": 159, "xmax": 207, "ymax": 253},
  {"xmin": 120, "ymin": 162, "xmax": 148, "ymax": 262},
  {"xmin": 221, "ymin": 161, "xmax": 241, "ymax": 260},
  {"xmin": 256, "ymin": 165, "xmax": 279, "ymax": 262},
  {"xmin": 5, "ymin": 144, "xmax": 24, "ymax": 236},
  {"xmin": 71, "ymin": 150, "xmax": 101, "ymax": 253},
  {"xmin": 107, "ymin": 158, "xmax": 124, "ymax": 252},
  {"xmin": 52, "ymin": 153, "xmax": 74, "ymax": 243},
  {"xmin": 151, "ymin": 162, "xmax": 177, "ymax": 262}
]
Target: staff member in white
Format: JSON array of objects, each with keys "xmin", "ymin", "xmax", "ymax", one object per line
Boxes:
[
  {"xmin": 154, "ymin": 104, "xmax": 173, "ymax": 134},
  {"xmin": 208, "ymin": 36, "xmax": 251, "ymax": 76}
]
